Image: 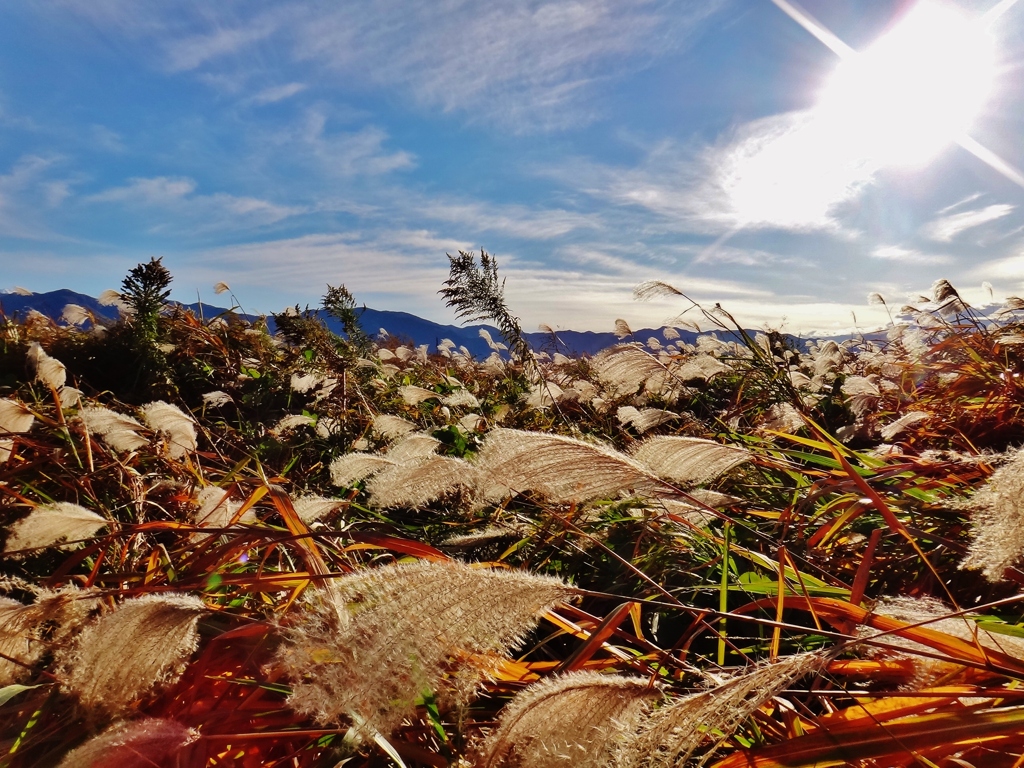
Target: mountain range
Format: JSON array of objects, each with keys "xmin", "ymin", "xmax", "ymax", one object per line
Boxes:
[{"xmin": 0, "ymin": 288, "xmax": 822, "ymax": 358}]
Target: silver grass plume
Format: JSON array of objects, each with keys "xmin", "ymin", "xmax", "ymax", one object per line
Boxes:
[
  {"xmin": 478, "ymin": 672, "xmax": 657, "ymax": 768},
  {"xmin": 366, "ymin": 455, "xmax": 477, "ymax": 508},
  {"xmin": 759, "ymin": 403, "xmax": 805, "ymax": 434},
  {"xmin": 56, "ymin": 718, "xmax": 199, "ymax": 768},
  {"xmin": 274, "ymin": 413, "xmax": 316, "ymax": 433},
  {"xmin": 4, "ymin": 502, "xmax": 108, "ymax": 554},
  {"xmin": 57, "ymin": 593, "xmax": 205, "ymax": 718},
  {"xmin": 386, "ymin": 432, "xmax": 441, "ymax": 462},
  {"xmin": 879, "ymin": 411, "xmax": 929, "ymax": 441},
  {"xmin": 474, "ymin": 428, "xmax": 669, "ymax": 504},
  {"xmin": 616, "ymin": 406, "xmax": 679, "ymax": 434},
  {"xmin": 442, "ymin": 522, "xmax": 532, "ymax": 550},
  {"xmin": 78, "ymin": 405, "xmax": 148, "ymax": 453},
  {"xmin": 631, "ymin": 436, "xmax": 751, "ymax": 487},
  {"xmin": 27, "ymin": 342, "xmax": 67, "ymax": 390},
  {"xmin": 400, "ymin": 384, "xmax": 441, "ymax": 405},
  {"xmin": 0, "ymin": 398, "xmax": 34, "ymax": 434},
  {"xmin": 290, "ymin": 371, "xmax": 325, "ymax": 393},
  {"xmin": 329, "ymin": 453, "xmax": 396, "ymax": 487},
  {"xmin": 292, "ymin": 494, "xmax": 345, "ymax": 524},
  {"xmin": 192, "ymin": 485, "xmax": 253, "ymax": 527},
  {"xmin": 676, "ymin": 354, "xmax": 732, "ymax": 382},
  {"xmin": 960, "ymin": 449, "xmax": 1024, "ymax": 581},
  {"xmin": 663, "ymin": 326, "xmax": 681, "ymax": 341},
  {"xmin": 633, "ymin": 281, "xmax": 685, "ymax": 301},
  {"xmin": 860, "ymin": 596, "xmax": 1024, "ymax": 688},
  {"xmin": 202, "ymin": 390, "xmax": 232, "ymax": 408},
  {"xmin": 592, "ymin": 344, "xmax": 665, "ymax": 395},
  {"xmin": 213, "ymin": 280, "xmax": 230, "ymax": 294},
  {"xmin": 614, "ymin": 319, "xmax": 633, "ymax": 339},
  {"xmin": 373, "ymin": 413, "xmax": 418, "ymax": 441},
  {"xmin": 141, "ymin": 401, "xmax": 197, "ymax": 459},
  {"xmin": 443, "ymin": 389, "xmax": 481, "ymax": 409},
  {"xmin": 61, "ymin": 303, "xmax": 91, "ymax": 327},
  {"xmin": 0, "ymin": 587, "xmax": 99, "ymax": 685},
  {"xmin": 614, "ymin": 652, "xmax": 827, "ymax": 768},
  {"xmin": 276, "ymin": 559, "xmax": 573, "ymax": 736}
]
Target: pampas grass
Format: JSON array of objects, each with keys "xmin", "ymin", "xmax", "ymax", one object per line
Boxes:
[
  {"xmin": 366, "ymin": 455, "xmax": 476, "ymax": 508},
  {"xmin": 78, "ymin": 406, "xmax": 148, "ymax": 453},
  {"xmin": 592, "ymin": 344, "xmax": 665, "ymax": 395},
  {"xmin": 291, "ymin": 494, "xmax": 346, "ymax": 524},
  {"xmin": 372, "ymin": 413, "xmax": 418, "ymax": 441},
  {"xmin": 329, "ymin": 453, "xmax": 396, "ymax": 488},
  {"xmin": 960, "ymin": 449, "xmax": 1024, "ymax": 581},
  {"xmin": 616, "ymin": 406, "xmax": 679, "ymax": 434},
  {"xmin": 56, "ymin": 718, "xmax": 199, "ymax": 768},
  {"xmin": 474, "ymin": 428, "xmax": 668, "ymax": 504},
  {"xmin": 478, "ymin": 672, "xmax": 656, "ymax": 768},
  {"xmin": 631, "ymin": 436, "xmax": 750, "ymax": 487},
  {"xmin": 58, "ymin": 593, "xmax": 206, "ymax": 717},
  {"xmin": 0, "ymin": 398, "xmax": 34, "ymax": 434},
  {"xmin": 141, "ymin": 401, "xmax": 197, "ymax": 459},
  {"xmin": 4, "ymin": 502, "xmax": 108, "ymax": 553},
  {"xmin": 277, "ymin": 560, "xmax": 573, "ymax": 736},
  {"xmin": 27, "ymin": 342, "xmax": 67, "ymax": 390}
]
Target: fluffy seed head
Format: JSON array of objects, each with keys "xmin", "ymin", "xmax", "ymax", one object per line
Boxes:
[
  {"xmin": 366, "ymin": 455, "xmax": 477, "ymax": 508},
  {"xmin": 593, "ymin": 344, "xmax": 664, "ymax": 395},
  {"xmin": 615, "ymin": 652, "xmax": 826, "ymax": 768},
  {"xmin": 27, "ymin": 342, "xmax": 67, "ymax": 390},
  {"xmin": 0, "ymin": 588, "xmax": 99, "ymax": 685},
  {"xmin": 329, "ymin": 452, "xmax": 396, "ymax": 487},
  {"xmin": 478, "ymin": 672, "xmax": 657, "ymax": 768},
  {"xmin": 960, "ymin": 449, "xmax": 1024, "ymax": 581},
  {"xmin": 56, "ymin": 718, "xmax": 199, "ymax": 768},
  {"xmin": 475, "ymin": 428, "xmax": 668, "ymax": 504},
  {"xmin": 192, "ymin": 485, "xmax": 253, "ymax": 527},
  {"xmin": 141, "ymin": 401, "xmax": 197, "ymax": 459},
  {"xmin": 79, "ymin": 406, "xmax": 148, "ymax": 453},
  {"xmin": 373, "ymin": 413, "xmax": 418, "ymax": 441},
  {"xmin": 291, "ymin": 494, "xmax": 345, "ymax": 524},
  {"xmin": 399, "ymin": 384, "xmax": 440, "ymax": 405},
  {"xmin": 386, "ymin": 432, "xmax": 441, "ymax": 462},
  {"xmin": 277, "ymin": 560, "xmax": 573, "ymax": 736},
  {"xmin": 616, "ymin": 406, "xmax": 679, "ymax": 434},
  {"xmin": 58, "ymin": 593, "xmax": 205, "ymax": 718},
  {"xmin": 0, "ymin": 398, "xmax": 34, "ymax": 435},
  {"xmin": 880, "ymin": 411, "xmax": 930, "ymax": 441},
  {"xmin": 202, "ymin": 390, "xmax": 232, "ymax": 408},
  {"xmin": 630, "ymin": 436, "xmax": 750, "ymax": 487},
  {"xmin": 5, "ymin": 502, "xmax": 108, "ymax": 554}
]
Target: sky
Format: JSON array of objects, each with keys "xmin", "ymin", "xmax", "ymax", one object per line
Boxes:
[{"xmin": 1, "ymin": 0, "xmax": 1024, "ymax": 336}]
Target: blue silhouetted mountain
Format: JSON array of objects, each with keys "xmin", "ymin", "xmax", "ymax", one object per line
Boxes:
[{"xmin": 2, "ymin": 289, "xmax": 829, "ymax": 358}]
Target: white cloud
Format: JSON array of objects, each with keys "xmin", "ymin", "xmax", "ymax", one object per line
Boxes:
[
  {"xmin": 870, "ymin": 245, "xmax": 951, "ymax": 265},
  {"xmin": 88, "ymin": 176, "xmax": 197, "ymax": 204},
  {"xmin": 921, "ymin": 203, "xmax": 1014, "ymax": 242},
  {"xmin": 416, "ymin": 199, "xmax": 599, "ymax": 240},
  {"xmin": 296, "ymin": 110, "xmax": 415, "ymax": 176},
  {"xmin": 247, "ymin": 82, "xmax": 308, "ymax": 105},
  {"xmin": 165, "ymin": 17, "xmax": 280, "ymax": 72}
]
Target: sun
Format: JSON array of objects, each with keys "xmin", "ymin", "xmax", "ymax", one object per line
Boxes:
[{"xmin": 815, "ymin": 1, "xmax": 997, "ymax": 168}]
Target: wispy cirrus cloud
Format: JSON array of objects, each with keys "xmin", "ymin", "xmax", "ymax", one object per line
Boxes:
[
  {"xmin": 921, "ymin": 203, "xmax": 1015, "ymax": 242},
  {"xmin": 870, "ymin": 244, "xmax": 952, "ymax": 265},
  {"xmin": 246, "ymin": 82, "xmax": 307, "ymax": 106}
]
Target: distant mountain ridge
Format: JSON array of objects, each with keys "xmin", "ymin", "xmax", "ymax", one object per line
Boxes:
[{"xmin": 0, "ymin": 288, "xmax": 823, "ymax": 358}]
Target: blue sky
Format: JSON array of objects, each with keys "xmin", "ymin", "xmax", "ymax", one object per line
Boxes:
[{"xmin": 1, "ymin": 0, "xmax": 1023, "ymax": 334}]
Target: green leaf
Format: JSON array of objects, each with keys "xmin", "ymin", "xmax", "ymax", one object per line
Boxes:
[{"xmin": 0, "ymin": 684, "xmax": 44, "ymax": 707}]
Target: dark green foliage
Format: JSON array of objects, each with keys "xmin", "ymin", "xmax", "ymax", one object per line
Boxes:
[
  {"xmin": 439, "ymin": 250, "xmax": 533, "ymax": 371},
  {"xmin": 121, "ymin": 256, "xmax": 173, "ymax": 343},
  {"xmin": 322, "ymin": 284, "xmax": 371, "ymax": 353}
]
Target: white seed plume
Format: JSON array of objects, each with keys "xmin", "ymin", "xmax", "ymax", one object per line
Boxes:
[
  {"xmin": 277, "ymin": 560, "xmax": 573, "ymax": 736},
  {"xmin": 59, "ymin": 386, "xmax": 83, "ymax": 409},
  {"xmin": 0, "ymin": 588, "xmax": 98, "ymax": 685},
  {"xmin": 961, "ymin": 449, "xmax": 1024, "ymax": 581},
  {"xmin": 475, "ymin": 428, "xmax": 667, "ymax": 504},
  {"xmin": 399, "ymin": 384, "xmax": 440, "ymax": 405},
  {"xmin": 58, "ymin": 593, "xmax": 205, "ymax": 717},
  {"xmin": 443, "ymin": 389, "xmax": 481, "ymax": 409},
  {"xmin": 10, "ymin": 286, "xmax": 32, "ymax": 295},
  {"xmin": 193, "ymin": 485, "xmax": 253, "ymax": 527},
  {"xmin": 613, "ymin": 319, "xmax": 633, "ymax": 339},
  {"xmin": 290, "ymin": 371, "xmax": 324, "ymax": 393},
  {"xmin": 479, "ymin": 672, "xmax": 657, "ymax": 768},
  {"xmin": 142, "ymin": 401, "xmax": 197, "ymax": 459},
  {"xmin": 27, "ymin": 342, "xmax": 67, "ymax": 390},
  {"xmin": 616, "ymin": 406, "xmax": 679, "ymax": 434},
  {"xmin": 213, "ymin": 281, "xmax": 230, "ymax": 294},
  {"xmin": 663, "ymin": 326, "xmax": 681, "ymax": 341},
  {"xmin": 0, "ymin": 439, "xmax": 12, "ymax": 464},
  {"xmin": 386, "ymin": 432, "xmax": 441, "ymax": 462},
  {"xmin": 5, "ymin": 502, "xmax": 108, "ymax": 554},
  {"xmin": 78, "ymin": 406, "xmax": 148, "ymax": 453},
  {"xmin": 0, "ymin": 398, "xmax": 34, "ymax": 434},
  {"xmin": 61, "ymin": 303, "xmax": 91, "ymax": 327},
  {"xmin": 372, "ymin": 413, "xmax": 418, "ymax": 441},
  {"xmin": 393, "ymin": 345, "xmax": 414, "ymax": 362},
  {"xmin": 760, "ymin": 402, "xmax": 805, "ymax": 433},
  {"xmin": 592, "ymin": 344, "xmax": 664, "ymax": 395},
  {"xmin": 56, "ymin": 718, "xmax": 200, "ymax": 768},
  {"xmin": 880, "ymin": 411, "xmax": 929, "ymax": 441},
  {"xmin": 676, "ymin": 354, "xmax": 731, "ymax": 382},
  {"xmin": 367, "ymin": 455, "xmax": 477, "ymax": 508},
  {"xmin": 291, "ymin": 494, "xmax": 345, "ymax": 524},
  {"xmin": 615, "ymin": 652, "xmax": 826, "ymax": 768},
  {"xmin": 631, "ymin": 436, "xmax": 750, "ymax": 487},
  {"xmin": 274, "ymin": 413, "xmax": 316, "ymax": 433},
  {"xmin": 329, "ymin": 453, "xmax": 396, "ymax": 487},
  {"xmin": 202, "ymin": 390, "xmax": 232, "ymax": 408}
]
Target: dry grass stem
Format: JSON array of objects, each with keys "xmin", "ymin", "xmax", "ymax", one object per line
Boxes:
[
  {"xmin": 478, "ymin": 671, "xmax": 656, "ymax": 768},
  {"xmin": 58, "ymin": 593, "xmax": 206, "ymax": 717},
  {"xmin": 56, "ymin": 718, "xmax": 200, "ymax": 768},
  {"xmin": 631, "ymin": 436, "xmax": 750, "ymax": 487},
  {"xmin": 475, "ymin": 428, "xmax": 667, "ymax": 504},
  {"xmin": 277, "ymin": 560, "xmax": 573, "ymax": 736},
  {"xmin": 615, "ymin": 652, "xmax": 826, "ymax": 768},
  {"xmin": 4, "ymin": 502, "xmax": 108, "ymax": 553}
]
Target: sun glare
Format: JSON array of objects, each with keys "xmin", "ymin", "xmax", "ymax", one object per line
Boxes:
[{"xmin": 817, "ymin": 1, "xmax": 996, "ymax": 167}]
